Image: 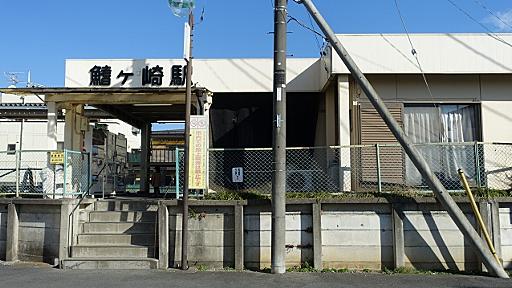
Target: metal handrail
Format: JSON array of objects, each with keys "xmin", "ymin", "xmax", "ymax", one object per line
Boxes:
[{"xmin": 66, "ymin": 163, "xmax": 108, "ymax": 258}]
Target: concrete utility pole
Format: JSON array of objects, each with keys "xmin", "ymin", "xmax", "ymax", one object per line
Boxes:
[
  {"xmin": 295, "ymin": 0, "xmax": 509, "ymax": 278},
  {"xmin": 181, "ymin": 10, "xmax": 194, "ymax": 271},
  {"xmin": 272, "ymin": 0, "xmax": 287, "ymax": 274}
]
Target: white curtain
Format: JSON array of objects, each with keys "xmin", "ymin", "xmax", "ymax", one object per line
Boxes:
[
  {"xmin": 404, "ymin": 106, "xmax": 441, "ymax": 186},
  {"xmin": 441, "ymin": 105, "xmax": 477, "ymax": 182},
  {"xmin": 404, "ymin": 105, "xmax": 477, "ymax": 188}
]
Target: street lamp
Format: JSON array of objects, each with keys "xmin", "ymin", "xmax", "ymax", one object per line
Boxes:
[{"xmin": 168, "ymin": 0, "xmax": 194, "ymax": 270}]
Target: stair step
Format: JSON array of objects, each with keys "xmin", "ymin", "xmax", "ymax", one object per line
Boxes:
[
  {"xmin": 89, "ymin": 211, "xmax": 157, "ymax": 223},
  {"xmin": 94, "ymin": 201, "xmax": 158, "ymax": 212},
  {"xmin": 61, "ymin": 258, "xmax": 158, "ymax": 270},
  {"xmin": 82, "ymin": 222, "xmax": 155, "ymax": 234},
  {"xmin": 71, "ymin": 245, "xmax": 155, "ymax": 258},
  {"xmin": 77, "ymin": 234, "xmax": 155, "ymax": 246}
]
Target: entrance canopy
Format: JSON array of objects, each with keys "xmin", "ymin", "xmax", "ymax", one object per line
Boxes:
[{"xmin": 0, "ymin": 87, "xmax": 211, "ymax": 128}]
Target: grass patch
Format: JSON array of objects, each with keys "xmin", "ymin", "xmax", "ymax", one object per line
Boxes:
[
  {"xmin": 196, "ymin": 264, "xmax": 209, "ymax": 271},
  {"xmin": 287, "ymin": 262, "xmax": 316, "ymax": 272},
  {"xmin": 321, "ymin": 267, "xmax": 350, "ymax": 273},
  {"xmin": 203, "ymin": 188, "xmax": 512, "ymax": 201},
  {"xmin": 204, "ymin": 190, "xmax": 437, "ymax": 201},
  {"xmin": 204, "ymin": 190, "xmax": 269, "ymax": 201}
]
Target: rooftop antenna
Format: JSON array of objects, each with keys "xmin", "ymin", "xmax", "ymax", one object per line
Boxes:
[{"xmin": 4, "ymin": 72, "xmax": 25, "ymax": 88}]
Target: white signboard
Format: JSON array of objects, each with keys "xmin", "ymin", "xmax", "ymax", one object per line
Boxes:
[
  {"xmin": 65, "ymin": 60, "xmax": 188, "ymax": 88},
  {"xmin": 232, "ymin": 167, "xmax": 244, "ymax": 183}
]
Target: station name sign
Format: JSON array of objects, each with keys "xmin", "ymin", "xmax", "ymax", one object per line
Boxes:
[{"xmin": 88, "ymin": 64, "xmax": 188, "ymax": 87}]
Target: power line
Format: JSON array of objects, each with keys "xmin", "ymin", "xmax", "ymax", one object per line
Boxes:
[
  {"xmin": 287, "ymin": 14, "xmax": 326, "ymax": 40},
  {"xmin": 445, "ymin": 0, "xmax": 512, "ymax": 48},
  {"xmin": 473, "ymin": 0, "xmax": 512, "ymax": 31},
  {"xmin": 306, "ymin": 12, "xmax": 322, "ymax": 51},
  {"xmin": 393, "ymin": 0, "xmax": 435, "ymax": 102},
  {"xmin": 287, "ymin": 12, "xmax": 329, "ymax": 74},
  {"xmin": 393, "ymin": 0, "xmax": 450, "ymax": 140}
]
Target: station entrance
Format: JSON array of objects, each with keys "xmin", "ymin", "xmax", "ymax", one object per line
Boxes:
[{"xmin": 0, "ymin": 87, "xmax": 212, "ymax": 198}]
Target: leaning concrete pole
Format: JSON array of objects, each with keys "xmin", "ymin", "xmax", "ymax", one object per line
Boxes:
[
  {"xmin": 296, "ymin": 0, "xmax": 509, "ymax": 278},
  {"xmin": 271, "ymin": 0, "xmax": 288, "ymax": 274}
]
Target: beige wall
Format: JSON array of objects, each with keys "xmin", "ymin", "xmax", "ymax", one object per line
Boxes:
[
  {"xmin": 353, "ymin": 74, "xmax": 512, "ymax": 144},
  {"xmin": 359, "ymin": 75, "xmax": 482, "ymax": 102},
  {"xmin": 331, "ymin": 34, "xmax": 512, "ymax": 74},
  {"xmin": 65, "ymin": 58, "xmax": 324, "ymax": 93}
]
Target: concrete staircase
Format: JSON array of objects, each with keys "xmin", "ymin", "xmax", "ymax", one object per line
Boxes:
[{"xmin": 62, "ymin": 200, "xmax": 159, "ymax": 269}]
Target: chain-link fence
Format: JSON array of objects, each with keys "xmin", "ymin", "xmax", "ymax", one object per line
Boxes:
[
  {"xmin": 0, "ymin": 150, "xmax": 90, "ymax": 198},
  {"xmin": 204, "ymin": 142, "xmax": 512, "ymax": 194}
]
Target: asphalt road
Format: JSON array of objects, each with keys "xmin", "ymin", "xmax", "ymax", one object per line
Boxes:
[{"xmin": 0, "ymin": 265, "xmax": 511, "ymax": 288}]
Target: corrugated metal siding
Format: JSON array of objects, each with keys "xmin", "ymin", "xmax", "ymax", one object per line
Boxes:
[{"xmin": 355, "ymin": 102, "xmax": 405, "ymax": 189}]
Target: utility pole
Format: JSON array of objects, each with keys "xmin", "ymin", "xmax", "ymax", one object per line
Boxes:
[
  {"xmin": 272, "ymin": 0, "xmax": 287, "ymax": 274},
  {"xmin": 181, "ymin": 10, "xmax": 193, "ymax": 271},
  {"xmin": 295, "ymin": 0, "xmax": 509, "ymax": 279}
]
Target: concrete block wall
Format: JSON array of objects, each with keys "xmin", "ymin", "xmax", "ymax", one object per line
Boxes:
[
  {"xmin": 17, "ymin": 204, "xmax": 60, "ymax": 263},
  {"xmin": 0, "ymin": 204, "xmax": 7, "ymax": 260},
  {"xmin": 244, "ymin": 204, "xmax": 313, "ymax": 269},
  {"xmin": 321, "ymin": 203, "xmax": 393, "ymax": 270},
  {"xmin": 401, "ymin": 205, "xmax": 478, "ymax": 271},
  {"xmin": 499, "ymin": 203, "xmax": 512, "ymax": 269},
  {"xmin": 168, "ymin": 205, "xmax": 236, "ymax": 268},
  {"xmin": 162, "ymin": 198, "xmax": 512, "ymax": 272}
]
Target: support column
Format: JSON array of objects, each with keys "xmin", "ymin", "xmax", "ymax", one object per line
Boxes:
[
  {"xmin": 47, "ymin": 102, "xmax": 58, "ymax": 151},
  {"xmin": 234, "ymin": 202, "xmax": 244, "ymax": 271},
  {"xmin": 490, "ymin": 200, "xmax": 503, "ymax": 265},
  {"xmin": 338, "ymin": 75, "xmax": 351, "ymax": 192},
  {"xmin": 6, "ymin": 203, "xmax": 18, "ymax": 262},
  {"xmin": 140, "ymin": 123, "xmax": 151, "ymax": 194},
  {"xmin": 479, "ymin": 200, "xmax": 503, "ymax": 271},
  {"xmin": 158, "ymin": 203, "xmax": 169, "ymax": 269},
  {"xmin": 312, "ymin": 202, "xmax": 323, "ymax": 270},
  {"xmin": 64, "ymin": 104, "xmax": 86, "ymax": 151},
  {"xmin": 392, "ymin": 203, "xmax": 405, "ymax": 268},
  {"xmin": 58, "ymin": 199, "xmax": 74, "ymax": 265}
]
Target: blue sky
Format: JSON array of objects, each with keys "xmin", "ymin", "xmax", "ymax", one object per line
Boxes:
[{"xmin": 0, "ymin": 0, "xmax": 511, "ymax": 88}]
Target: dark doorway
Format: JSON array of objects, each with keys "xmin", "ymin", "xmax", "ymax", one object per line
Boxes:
[{"xmin": 210, "ymin": 92, "xmax": 320, "ymax": 148}]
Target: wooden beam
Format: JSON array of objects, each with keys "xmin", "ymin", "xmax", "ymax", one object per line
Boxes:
[
  {"xmin": 95, "ymin": 105, "xmax": 146, "ymax": 128},
  {"xmin": 46, "ymin": 93, "xmax": 186, "ymax": 105}
]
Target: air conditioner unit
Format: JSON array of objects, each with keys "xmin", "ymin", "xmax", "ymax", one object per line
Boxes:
[{"xmin": 287, "ymin": 166, "xmax": 314, "ymax": 192}]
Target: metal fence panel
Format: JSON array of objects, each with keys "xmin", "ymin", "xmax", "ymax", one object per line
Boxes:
[
  {"xmin": 64, "ymin": 150, "xmax": 90, "ymax": 196},
  {"xmin": 0, "ymin": 150, "xmax": 90, "ymax": 198},
  {"xmin": 203, "ymin": 142, "xmax": 512, "ymax": 195}
]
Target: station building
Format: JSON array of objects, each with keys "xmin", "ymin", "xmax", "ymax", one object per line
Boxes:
[
  {"xmin": 0, "ymin": 33, "xmax": 511, "ymax": 195},
  {"xmin": 1, "ymin": 33, "xmax": 512, "ymax": 272}
]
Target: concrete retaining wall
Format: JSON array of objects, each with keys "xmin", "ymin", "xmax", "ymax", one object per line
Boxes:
[
  {"xmin": 401, "ymin": 204, "xmax": 478, "ymax": 271},
  {"xmin": 0, "ymin": 199, "xmax": 69, "ymax": 265},
  {"xmin": 17, "ymin": 204, "xmax": 60, "ymax": 263},
  {"xmin": 168, "ymin": 205, "xmax": 236, "ymax": 268},
  {"xmin": 1, "ymin": 197, "xmax": 512, "ymax": 272},
  {"xmin": 162, "ymin": 198, "xmax": 512, "ymax": 272},
  {"xmin": 500, "ymin": 203, "xmax": 512, "ymax": 269},
  {"xmin": 245, "ymin": 204, "xmax": 313, "ymax": 269},
  {"xmin": 0, "ymin": 204, "xmax": 7, "ymax": 260},
  {"xmin": 322, "ymin": 203, "xmax": 392, "ymax": 270}
]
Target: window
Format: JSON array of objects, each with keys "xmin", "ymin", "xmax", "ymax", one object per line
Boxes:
[
  {"xmin": 7, "ymin": 144, "xmax": 16, "ymax": 155},
  {"xmin": 404, "ymin": 104, "xmax": 479, "ymax": 143},
  {"xmin": 403, "ymin": 104, "xmax": 480, "ymax": 188}
]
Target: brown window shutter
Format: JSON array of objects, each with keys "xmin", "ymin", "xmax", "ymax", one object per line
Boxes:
[{"xmin": 354, "ymin": 102, "xmax": 405, "ymax": 190}]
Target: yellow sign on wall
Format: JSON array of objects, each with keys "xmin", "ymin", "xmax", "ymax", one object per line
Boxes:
[
  {"xmin": 188, "ymin": 115, "xmax": 208, "ymax": 189},
  {"xmin": 50, "ymin": 151, "xmax": 64, "ymax": 165}
]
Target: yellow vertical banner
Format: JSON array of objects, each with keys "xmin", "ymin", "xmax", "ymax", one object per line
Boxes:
[{"xmin": 188, "ymin": 115, "xmax": 208, "ymax": 189}]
